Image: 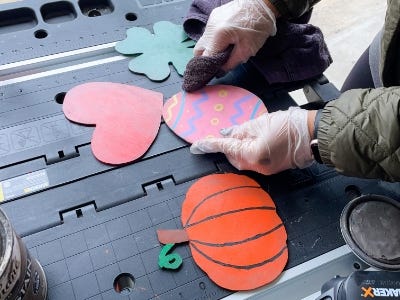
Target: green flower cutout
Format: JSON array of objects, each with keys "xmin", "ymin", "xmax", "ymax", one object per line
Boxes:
[{"xmin": 115, "ymin": 21, "xmax": 196, "ymax": 81}]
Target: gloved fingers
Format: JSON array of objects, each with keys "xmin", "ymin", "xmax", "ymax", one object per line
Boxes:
[
  {"xmin": 220, "ymin": 43, "xmax": 252, "ymax": 72},
  {"xmin": 193, "ymin": 37, "xmax": 206, "ymax": 57},
  {"xmin": 190, "ymin": 137, "xmax": 243, "ymax": 156},
  {"xmin": 202, "ymin": 30, "xmax": 232, "ymax": 57},
  {"xmin": 220, "ymin": 125, "xmax": 250, "ymax": 140},
  {"xmin": 219, "ymin": 26, "xmax": 275, "ymax": 72},
  {"xmin": 220, "ymin": 124, "xmax": 245, "ymax": 137},
  {"xmin": 223, "ymin": 141, "xmax": 273, "ymax": 175},
  {"xmin": 190, "ymin": 122, "xmax": 252, "ymax": 153},
  {"xmin": 194, "ymin": 28, "xmax": 221, "ymax": 56},
  {"xmin": 226, "ymin": 115, "xmax": 268, "ymax": 139},
  {"xmin": 189, "ymin": 138, "xmax": 255, "ymax": 172},
  {"xmin": 191, "ymin": 107, "xmax": 314, "ymax": 176},
  {"xmin": 190, "ymin": 138, "xmax": 222, "ymax": 154},
  {"xmin": 194, "ymin": 39, "xmax": 224, "ymax": 57},
  {"xmin": 193, "ymin": 46, "xmax": 204, "ymax": 57},
  {"xmin": 190, "ymin": 131, "xmax": 276, "ymax": 175}
]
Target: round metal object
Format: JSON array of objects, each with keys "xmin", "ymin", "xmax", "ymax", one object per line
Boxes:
[
  {"xmin": 0, "ymin": 208, "xmax": 47, "ymax": 299},
  {"xmin": 340, "ymin": 194, "xmax": 400, "ymax": 271}
]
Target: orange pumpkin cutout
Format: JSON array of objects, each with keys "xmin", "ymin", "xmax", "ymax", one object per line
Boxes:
[{"xmin": 157, "ymin": 173, "xmax": 288, "ymax": 291}]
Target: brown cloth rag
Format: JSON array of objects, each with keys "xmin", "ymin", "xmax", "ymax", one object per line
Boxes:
[{"xmin": 182, "ymin": 46, "xmax": 232, "ymax": 92}]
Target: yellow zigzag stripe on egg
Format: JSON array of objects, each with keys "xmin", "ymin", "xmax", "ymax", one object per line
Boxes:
[{"xmin": 164, "ymin": 95, "xmax": 179, "ymax": 123}]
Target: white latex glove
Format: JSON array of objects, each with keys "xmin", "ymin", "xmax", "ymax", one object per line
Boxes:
[
  {"xmin": 194, "ymin": 0, "xmax": 277, "ymax": 72},
  {"xmin": 190, "ymin": 107, "xmax": 314, "ymax": 175}
]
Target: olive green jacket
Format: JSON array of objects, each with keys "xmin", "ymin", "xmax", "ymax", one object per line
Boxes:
[{"xmin": 272, "ymin": 0, "xmax": 400, "ymax": 182}]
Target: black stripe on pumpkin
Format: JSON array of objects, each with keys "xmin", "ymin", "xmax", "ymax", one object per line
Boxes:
[
  {"xmin": 189, "ymin": 223, "xmax": 284, "ymax": 247},
  {"xmin": 191, "ymin": 243, "xmax": 288, "ymax": 270},
  {"xmin": 185, "ymin": 206, "xmax": 276, "ymax": 228},
  {"xmin": 185, "ymin": 185, "xmax": 265, "ymax": 226}
]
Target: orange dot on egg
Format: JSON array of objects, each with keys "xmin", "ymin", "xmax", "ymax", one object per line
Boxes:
[
  {"xmin": 218, "ymin": 90, "xmax": 228, "ymax": 97},
  {"xmin": 205, "ymin": 134, "xmax": 215, "ymax": 139},
  {"xmin": 210, "ymin": 118, "xmax": 219, "ymax": 126},
  {"xmin": 214, "ymin": 104, "xmax": 224, "ymax": 112}
]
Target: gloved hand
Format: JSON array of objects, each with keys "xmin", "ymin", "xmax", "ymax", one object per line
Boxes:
[
  {"xmin": 190, "ymin": 107, "xmax": 314, "ymax": 175},
  {"xmin": 194, "ymin": 0, "xmax": 277, "ymax": 72}
]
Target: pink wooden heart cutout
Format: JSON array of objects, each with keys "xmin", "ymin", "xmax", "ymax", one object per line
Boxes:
[{"xmin": 63, "ymin": 82, "xmax": 163, "ymax": 165}]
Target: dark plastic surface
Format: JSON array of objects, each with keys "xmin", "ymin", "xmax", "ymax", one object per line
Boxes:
[
  {"xmin": 302, "ymin": 75, "xmax": 341, "ymax": 107},
  {"xmin": 17, "ymin": 166, "xmax": 400, "ymax": 300},
  {"xmin": 0, "ymin": 0, "xmax": 192, "ymax": 64}
]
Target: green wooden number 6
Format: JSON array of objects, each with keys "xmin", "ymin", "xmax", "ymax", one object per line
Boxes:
[{"xmin": 158, "ymin": 243, "xmax": 183, "ymax": 270}]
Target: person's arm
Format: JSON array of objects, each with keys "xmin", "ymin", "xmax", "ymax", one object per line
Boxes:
[
  {"xmin": 194, "ymin": 0, "xmax": 278, "ymax": 71},
  {"xmin": 190, "ymin": 87, "xmax": 400, "ymax": 182},
  {"xmin": 317, "ymin": 87, "xmax": 400, "ymax": 182},
  {"xmin": 193, "ymin": 0, "xmax": 322, "ymax": 72},
  {"xmin": 190, "ymin": 107, "xmax": 314, "ymax": 175}
]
